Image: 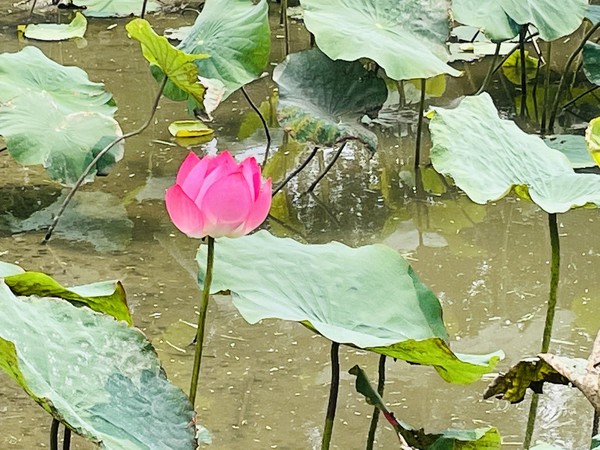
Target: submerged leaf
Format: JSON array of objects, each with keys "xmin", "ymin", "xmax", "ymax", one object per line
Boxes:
[
  {"xmin": 177, "ymin": 0, "xmax": 270, "ymax": 98},
  {"xmin": 273, "ymin": 48, "xmax": 387, "ymax": 152},
  {"xmin": 0, "ymin": 280, "xmax": 196, "ymax": 449},
  {"xmin": 429, "ymin": 93, "xmax": 600, "ymax": 213},
  {"xmin": 501, "ymin": 50, "xmax": 539, "ymax": 85},
  {"xmin": 301, "ymin": 0, "xmax": 459, "ymax": 80},
  {"xmin": 198, "ymin": 231, "xmax": 502, "ymax": 384},
  {"xmin": 24, "ymin": 12, "xmax": 87, "ymax": 41}
]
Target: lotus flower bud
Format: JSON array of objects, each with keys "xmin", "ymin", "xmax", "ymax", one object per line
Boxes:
[{"xmin": 165, "ymin": 151, "xmax": 272, "ymax": 238}]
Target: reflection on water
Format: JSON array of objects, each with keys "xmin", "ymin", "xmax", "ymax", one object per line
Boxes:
[{"xmin": 0, "ymin": 4, "xmax": 599, "ymax": 450}]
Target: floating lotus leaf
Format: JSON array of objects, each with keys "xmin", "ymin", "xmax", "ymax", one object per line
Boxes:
[
  {"xmin": 583, "ymin": 41, "xmax": 600, "ymax": 86},
  {"xmin": 177, "ymin": 0, "xmax": 270, "ymax": 99},
  {"xmin": 273, "ymin": 48, "xmax": 387, "ymax": 152},
  {"xmin": 429, "ymin": 93, "xmax": 600, "ymax": 213},
  {"xmin": 0, "ymin": 91, "xmax": 123, "ymax": 186},
  {"xmin": 197, "ymin": 231, "xmax": 503, "ymax": 384},
  {"xmin": 0, "ymin": 280, "xmax": 196, "ymax": 450},
  {"xmin": 0, "ymin": 46, "xmax": 115, "ymax": 115},
  {"xmin": 587, "ymin": 5, "xmax": 600, "ymax": 25},
  {"xmin": 24, "ymin": 12, "xmax": 87, "ymax": 41},
  {"xmin": 452, "ymin": 0, "xmax": 587, "ymax": 42},
  {"xmin": 78, "ymin": 0, "xmax": 159, "ymax": 17},
  {"xmin": 301, "ymin": 0, "xmax": 460, "ymax": 80}
]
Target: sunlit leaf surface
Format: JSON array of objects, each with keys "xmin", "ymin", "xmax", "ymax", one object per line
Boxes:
[
  {"xmin": 197, "ymin": 231, "xmax": 503, "ymax": 384},
  {"xmin": 24, "ymin": 12, "xmax": 87, "ymax": 41}
]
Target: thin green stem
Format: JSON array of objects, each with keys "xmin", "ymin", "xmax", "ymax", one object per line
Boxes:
[
  {"xmin": 43, "ymin": 77, "xmax": 167, "ymax": 243},
  {"xmin": 273, "ymin": 146, "xmax": 319, "ymax": 196},
  {"xmin": 282, "ymin": 0, "xmax": 289, "ymax": 55},
  {"xmin": 560, "ymin": 85, "xmax": 598, "ymax": 111},
  {"xmin": 321, "ymin": 342, "xmax": 340, "ymax": 450},
  {"xmin": 189, "ymin": 237, "xmax": 215, "ymax": 407},
  {"xmin": 592, "ymin": 410, "xmax": 599, "ymax": 447},
  {"xmin": 414, "ymin": 78, "xmax": 426, "ymax": 170},
  {"xmin": 50, "ymin": 419, "xmax": 59, "ymax": 450},
  {"xmin": 523, "ymin": 213, "xmax": 561, "ymax": 448},
  {"xmin": 140, "ymin": 0, "xmax": 148, "ymax": 18},
  {"xmin": 540, "ymin": 41, "xmax": 552, "ymax": 133},
  {"xmin": 519, "ymin": 26, "xmax": 528, "ymax": 117},
  {"xmin": 548, "ymin": 22, "xmax": 600, "ymax": 132},
  {"xmin": 63, "ymin": 427, "xmax": 71, "ymax": 450},
  {"xmin": 477, "ymin": 43, "xmax": 501, "ymax": 95},
  {"xmin": 307, "ymin": 142, "xmax": 347, "ymax": 193},
  {"xmin": 366, "ymin": 355, "xmax": 386, "ymax": 450},
  {"xmin": 241, "ymin": 86, "xmax": 271, "ymax": 167}
]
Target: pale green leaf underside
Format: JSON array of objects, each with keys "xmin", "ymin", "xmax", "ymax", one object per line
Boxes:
[
  {"xmin": 79, "ymin": 0, "xmax": 159, "ymax": 17},
  {"xmin": 0, "ymin": 281, "xmax": 195, "ymax": 450},
  {"xmin": 0, "ymin": 46, "xmax": 115, "ymax": 116},
  {"xmin": 273, "ymin": 48, "xmax": 387, "ymax": 152},
  {"xmin": 429, "ymin": 93, "xmax": 600, "ymax": 213},
  {"xmin": 301, "ymin": 0, "xmax": 460, "ymax": 80},
  {"xmin": 178, "ymin": 0, "xmax": 271, "ymax": 98},
  {"xmin": 0, "ymin": 91, "xmax": 123, "ymax": 186},
  {"xmin": 452, "ymin": 0, "xmax": 587, "ymax": 42},
  {"xmin": 24, "ymin": 11, "xmax": 87, "ymax": 41},
  {"xmin": 543, "ymin": 135, "xmax": 597, "ymax": 169},
  {"xmin": 198, "ymin": 231, "xmax": 502, "ymax": 384}
]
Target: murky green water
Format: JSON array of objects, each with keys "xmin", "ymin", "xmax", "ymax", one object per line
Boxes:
[{"xmin": 0, "ymin": 4, "xmax": 599, "ymax": 449}]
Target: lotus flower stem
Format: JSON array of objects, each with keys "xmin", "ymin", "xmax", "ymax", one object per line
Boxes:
[
  {"xmin": 414, "ymin": 78, "xmax": 426, "ymax": 169},
  {"xmin": 548, "ymin": 22, "xmax": 600, "ymax": 132},
  {"xmin": 519, "ymin": 26, "xmax": 528, "ymax": 117},
  {"xmin": 321, "ymin": 341, "xmax": 340, "ymax": 450},
  {"xmin": 241, "ymin": 86, "xmax": 272, "ymax": 166},
  {"xmin": 63, "ymin": 427, "xmax": 71, "ymax": 450},
  {"xmin": 189, "ymin": 236, "xmax": 215, "ymax": 407},
  {"xmin": 273, "ymin": 146, "xmax": 319, "ymax": 195},
  {"xmin": 307, "ymin": 142, "xmax": 347, "ymax": 193},
  {"xmin": 365, "ymin": 355, "xmax": 387, "ymax": 450},
  {"xmin": 43, "ymin": 76, "xmax": 168, "ymax": 244},
  {"xmin": 540, "ymin": 41, "xmax": 552, "ymax": 132},
  {"xmin": 523, "ymin": 212, "xmax": 561, "ymax": 448}
]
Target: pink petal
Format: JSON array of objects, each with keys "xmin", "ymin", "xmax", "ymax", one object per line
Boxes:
[
  {"xmin": 175, "ymin": 152, "xmax": 201, "ymax": 186},
  {"xmin": 241, "ymin": 178, "xmax": 272, "ymax": 235},
  {"xmin": 165, "ymin": 184, "xmax": 206, "ymax": 238},
  {"xmin": 198, "ymin": 172, "xmax": 253, "ymax": 238},
  {"xmin": 206, "ymin": 151, "xmax": 237, "ymax": 177},
  {"xmin": 195, "ymin": 160, "xmax": 242, "ymax": 206},
  {"xmin": 179, "ymin": 156, "xmax": 211, "ymax": 201},
  {"xmin": 240, "ymin": 157, "xmax": 262, "ymax": 200}
]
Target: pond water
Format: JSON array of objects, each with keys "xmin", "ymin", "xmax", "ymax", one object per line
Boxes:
[{"xmin": 0, "ymin": 3, "xmax": 599, "ymax": 449}]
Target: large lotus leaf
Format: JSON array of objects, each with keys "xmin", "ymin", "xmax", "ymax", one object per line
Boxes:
[
  {"xmin": 273, "ymin": 48, "xmax": 387, "ymax": 152},
  {"xmin": 583, "ymin": 41, "xmax": 600, "ymax": 86},
  {"xmin": 4, "ymin": 272, "xmax": 131, "ymax": 325},
  {"xmin": 301, "ymin": 0, "xmax": 459, "ymax": 80},
  {"xmin": 452, "ymin": 0, "xmax": 587, "ymax": 42},
  {"xmin": 24, "ymin": 12, "xmax": 87, "ymax": 41},
  {"xmin": 0, "ymin": 281, "xmax": 196, "ymax": 449},
  {"xmin": 177, "ymin": 0, "xmax": 270, "ymax": 99},
  {"xmin": 587, "ymin": 5, "xmax": 600, "ymax": 25},
  {"xmin": 0, "ymin": 46, "xmax": 115, "ymax": 115},
  {"xmin": 78, "ymin": 0, "xmax": 159, "ymax": 17},
  {"xmin": 543, "ymin": 135, "xmax": 597, "ymax": 169},
  {"xmin": 0, "ymin": 262, "xmax": 24, "ymax": 277},
  {"xmin": 428, "ymin": 93, "xmax": 600, "ymax": 213},
  {"xmin": 0, "ymin": 91, "xmax": 123, "ymax": 186},
  {"xmin": 197, "ymin": 231, "xmax": 503, "ymax": 384}
]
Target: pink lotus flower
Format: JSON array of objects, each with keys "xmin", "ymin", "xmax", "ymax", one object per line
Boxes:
[{"xmin": 165, "ymin": 151, "xmax": 272, "ymax": 238}]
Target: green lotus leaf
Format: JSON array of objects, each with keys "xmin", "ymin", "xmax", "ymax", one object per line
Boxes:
[
  {"xmin": 177, "ymin": 0, "xmax": 270, "ymax": 99},
  {"xmin": 24, "ymin": 11, "xmax": 87, "ymax": 41},
  {"xmin": 583, "ymin": 41, "xmax": 600, "ymax": 86},
  {"xmin": 350, "ymin": 364, "xmax": 501, "ymax": 449},
  {"xmin": 0, "ymin": 262, "xmax": 24, "ymax": 277},
  {"xmin": 126, "ymin": 18, "xmax": 226, "ymax": 116},
  {"xmin": 273, "ymin": 48, "xmax": 387, "ymax": 152},
  {"xmin": 0, "ymin": 46, "xmax": 115, "ymax": 115},
  {"xmin": 4, "ymin": 271, "xmax": 131, "ymax": 325},
  {"xmin": 452, "ymin": 0, "xmax": 587, "ymax": 42},
  {"xmin": 197, "ymin": 231, "xmax": 503, "ymax": 384},
  {"xmin": 429, "ymin": 93, "xmax": 600, "ymax": 213},
  {"xmin": 501, "ymin": 50, "xmax": 539, "ymax": 85},
  {"xmin": 78, "ymin": 0, "xmax": 159, "ymax": 17},
  {"xmin": 586, "ymin": 117, "xmax": 600, "ymax": 165},
  {"xmin": 0, "ymin": 280, "xmax": 196, "ymax": 449},
  {"xmin": 301, "ymin": 0, "xmax": 460, "ymax": 80},
  {"xmin": 0, "ymin": 91, "xmax": 123, "ymax": 186},
  {"xmin": 587, "ymin": 5, "xmax": 600, "ymax": 25},
  {"xmin": 543, "ymin": 134, "xmax": 597, "ymax": 169}
]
